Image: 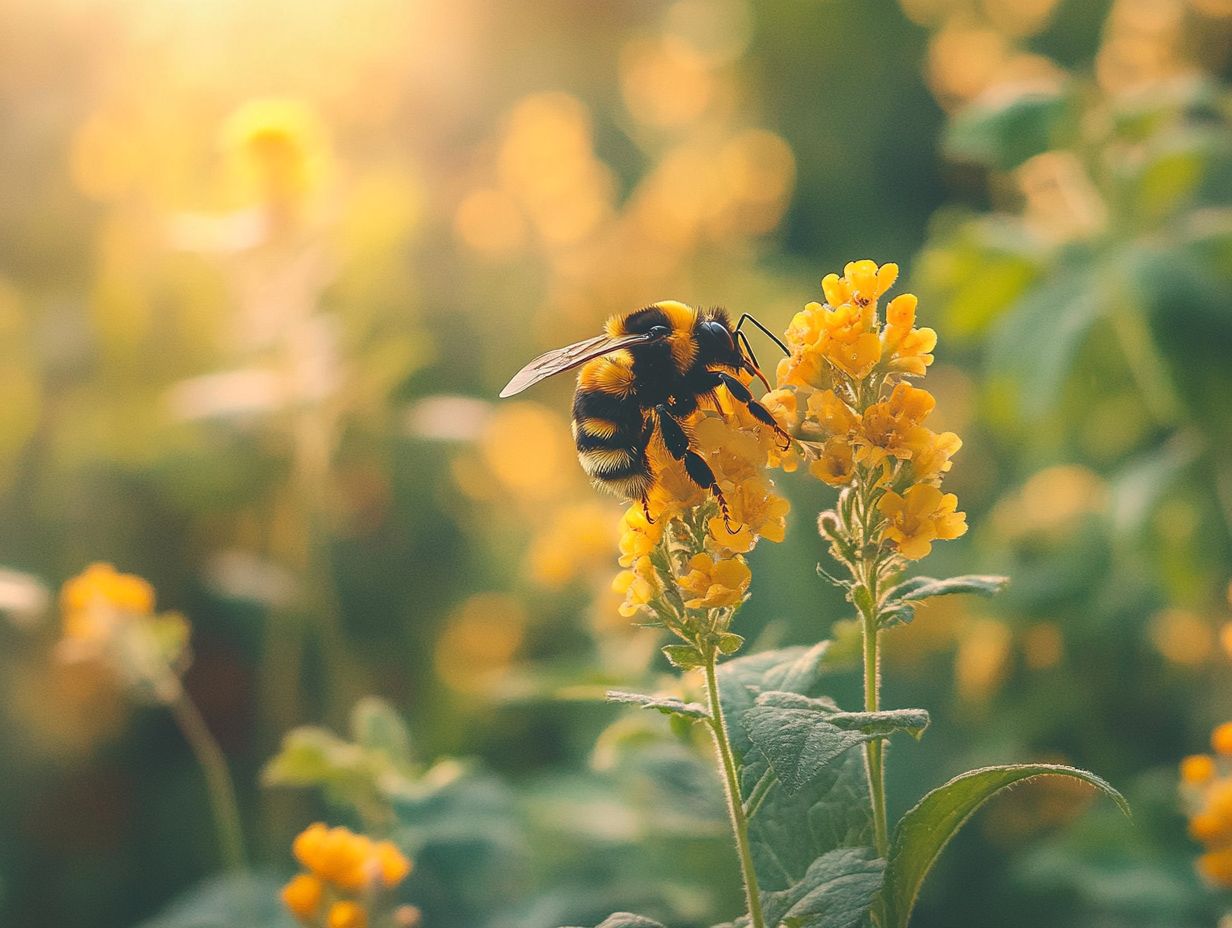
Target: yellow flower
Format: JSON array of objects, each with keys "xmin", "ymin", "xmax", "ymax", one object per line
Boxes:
[
  {"xmin": 373, "ymin": 839, "xmax": 413, "ymax": 887},
  {"xmin": 327, "ymin": 901, "xmax": 368, "ymax": 928},
  {"xmin": 678, "ymin": 554, "xmax": 751, "ymax": 609},
  {"xmin": 529, "ymin": 502, "xmax": 620, "ymax": 588},
  {"xmin": 1198, "ymin": 848, "xmax": 1232, "ymax": 887},
  {"xmin": 808, "ymin": 437, "xmax": 856, "ymax": 487},
  {"xmin": 61, "ymin": 563, "xmax": 155, "ymax": 640},
  {"xmin": 1215, "ymin": 723, "xmax": 1232, "ymax": 756},
  {"xmin": 222, "ymin": 98, "xmax": 328, "ymax": 204},
  {"xmin": 292, "ymin": 823, "xmax": 411, "ymax": 893},
  {"xmin": 855, "ymin": 383, "xmax": 936, "ymax": 468},
  {"xmin": 902, "ymin": 427, "xmax": 963, "ymax": 481},
  {"xmin": 618, "ymin": 504, "xmax": 664, "ymax": 567},
  {"xmin": 707, "ymin": 476, "xmax": 790, "ymax": 553},
  {"xmin": 281, "ymin": 874, "xmax": 324, "ymax": 922},
  {"xmin": 614, "ymin": 555, "xmax": 659, "ymax": 618},
  {"xmin": 878, "ymin": 484, "xmax": 968, "ymax": 560},
  {"xmin": 805, "ymin": 390, "xmax": 859, "ymax": 439},
  {"xmin": 880, "ymin": 293, "xmax": 937, "ymax": 376},
  {"xmin": 1182, "ymin": 754, "xmax": 1217, "ymax": 784}
]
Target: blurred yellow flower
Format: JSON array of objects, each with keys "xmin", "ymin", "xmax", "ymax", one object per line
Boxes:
[
  {"xmin": 327, "ymin": 900, "xmax": 367, "ymax": 928},
  {"xmin": 60, "ymin": 562, "xmax": 155, "ymax": 642},
  {"xmin": 1182, "ymin": 754, "xmax": 1216, "ymax": 784},
  {"xmin": 222, "ymin": 98, "xmax": 329, "ymax": 207},
  {"xmin": 281, "ymin": 873, "xmax": 324, "ymax": 922},
  {"xmin": 289, "ymin": 822, "xmax": 412, "ymax": 897},
  {"xmin": 1215, "ymin": 723, "xmax": 1232, "ymax": 755}
]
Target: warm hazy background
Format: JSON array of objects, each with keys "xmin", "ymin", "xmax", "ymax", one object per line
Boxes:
[{"xmin": 1, "ymin": 0, "xmax": 1231, "ymax": 926}]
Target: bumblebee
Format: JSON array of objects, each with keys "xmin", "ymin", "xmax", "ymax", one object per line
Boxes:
[{"xmin": 499, "ymin": 301, "xmax": 789, "ymax": 523}]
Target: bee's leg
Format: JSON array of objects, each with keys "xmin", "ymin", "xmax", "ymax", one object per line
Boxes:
[
  {"xmin": 714, "ymin": 371, "xmax": 793, "ymax": 450},
  {"xmin": 654, "ymin": 404, "xmax": 739, "ymax": 534},
  {"xmin": 638, "ymin": 414, "xmax": 656, "ymax": 524}
]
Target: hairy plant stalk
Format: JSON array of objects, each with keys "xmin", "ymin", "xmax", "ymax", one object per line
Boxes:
[
  {"xmin": 170, "ymin": 690, "xmax": 247, "ymax": 872},
  {"xmin": 862, "ymin": 611, "xmax": 889, "ymax": 857},
  {"xmin": 704, "ymin": 650, "xmax": 766, "ymax": 928}
]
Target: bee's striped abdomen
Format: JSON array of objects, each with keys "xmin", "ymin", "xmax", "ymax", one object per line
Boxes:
[{"xmin": 572, "ymin": 382, "xmax": 653, "ymax": 499}]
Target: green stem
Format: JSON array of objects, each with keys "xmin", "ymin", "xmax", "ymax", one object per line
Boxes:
[
  {"xmin": 862, "ymin": 609, "xmax": 889, "ymax": 858},
  {"xmin": 170, "ymin": 690, "xmax": 247, "ymax": 871},
  {"xmin": 704, "ymin": 651, "xmax": 766, "ymax": 928}
]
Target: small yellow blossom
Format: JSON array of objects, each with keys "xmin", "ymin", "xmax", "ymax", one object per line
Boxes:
[
  {"xmin": 281, "ymin": 873, "xmax": 324, "ymax": 922},
  {"xmin": 707, "ymin": 476, "xmax": 790, "ymax": 553},
  {"xmin": 880, "ymin": 292, "xmax": 937, "ymax": 375},
  {"xmin": 805, "ymin": 390, "xmax": 859, "ymax": 439},
  {"xmin": 1215, "ymin": 723, "xmax": 1232, "ymax": 756},
  {"xmin": 902, "ymin": 427, "xmax": 963, "ymax": 481},
  {"xmin": 291, "ymin": 823, "xmax": 412, "ymax": 893},
  {"xmin": 878, "ymin": 485, "xmax": 968, "ymax": 560},
  {"xmin": 61, "ymin": 563, "xmax": 155, "ymax": 641},
  {"xmin": 327, "ymin": 901, "xmax": 368, "ymax": 928},
  {"xmin": 809, "ymin": 437, "xmax": 856, "ymax": 487},
  {"xmin": 855, "ymin": 383, "xmax": 936, "ymax": 469},
  {"xmin": 613, "ymin": 555, "xmax": 659, "ymax": 618},
  {"xmin": 1183, "ymin": 754, "xmax": 1217, "ymax": 784},
  {"xmin": 678, "ymin": 553, "xmax": 751, "ymax": 609}
]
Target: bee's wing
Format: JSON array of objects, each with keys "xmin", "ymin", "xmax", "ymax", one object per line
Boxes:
[{"xmin": 499, "ymin": 332, "xmax": 651, "ymax": 397}]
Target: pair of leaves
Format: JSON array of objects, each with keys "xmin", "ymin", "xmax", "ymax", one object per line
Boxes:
[
  {"xmin": 743, "ymin": 692, "xmax": 929, "ymax": 796},
  {"xmin": 717, "ymin": 645, "xmax": 878, "ymax": 893},
  {"xmin": 879, "ymin": 574, "xmax": 1008, "ymax": 628}
]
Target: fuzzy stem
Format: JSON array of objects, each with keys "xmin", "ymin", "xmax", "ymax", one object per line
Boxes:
[
  {"xmin": 704, "ymin": 651, "xmax": 766, "ymax": 928},
  {"xmin": 169, "ymin": 690, "xmax": 247, "ymax": 871},
  {"xmin": 862, "ymin": 609, "xmax": 889, "ymax": 857}
]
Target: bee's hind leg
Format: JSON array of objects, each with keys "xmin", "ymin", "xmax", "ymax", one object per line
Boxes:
[{"xmin": 654, "ymin": 404, "xmax": 740, "ymax": 535}]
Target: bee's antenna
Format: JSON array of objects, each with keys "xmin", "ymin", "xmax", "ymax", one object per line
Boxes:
[{"xmin": 735, "ymin": 313, "xmax": 788, "ymax": 356}]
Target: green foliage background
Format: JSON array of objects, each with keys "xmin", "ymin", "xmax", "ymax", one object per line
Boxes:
[{"xmin": 0, "ymin": 0, "xmax": 1229, "ymax": 926}]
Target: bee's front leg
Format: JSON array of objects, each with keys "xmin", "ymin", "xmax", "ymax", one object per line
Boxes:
[{"xmin": 712, "ymin": 371, "xmax": 793, "ymax": 451}]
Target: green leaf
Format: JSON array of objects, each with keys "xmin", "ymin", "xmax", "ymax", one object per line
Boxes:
[
  {"xmin": 988, "ymin": 264, "xmax": 1106, "ymax": 421},
  {"xmin": 883, "ymin": 574, "xmax": 1009, "ymax": 604},
  {"xmin": 717, "ymin": 632, "xmax": 746, "ymax": 654},
  {"xmin": 744, "ymin": 693, "xmax": 929, "ymax": 795},
  {"xmin": 761, "ymin": 847, "xmax": 885, "ymax": 928},
  {"xmin": 945, "ymin": 87, "xmax": 1071, "ymax": 171},
  {"xmin": 881, "ymin": 764, "xmax": 1129, "ymax": 928},
  {"xmin": 349, "ymin": 696, "xmax": 414, "ymax": 767},
  {"xmin": 135, "ymin": 873, "xmax": 295, "ymax": 928},
  {"xmin": 605, "ymin": 690, "xmax": 710, "ymax": 721},
  {"xmin": 662, "ymin": 643, "xmax": 705, "ymax": 670}
]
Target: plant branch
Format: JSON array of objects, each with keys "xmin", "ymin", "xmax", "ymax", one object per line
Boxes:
[
  {"xmin": 704, "ymin": 648, "xmax": 766, "ymax": 928},
  {"xmin": 169, "ymin": 690, "xmax": 247, "ymax": 872}
]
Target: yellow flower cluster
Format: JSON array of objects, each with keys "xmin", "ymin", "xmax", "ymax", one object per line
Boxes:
[
  {"xmin": 282, "ymin": 823, "xmax": 412, "ymax": 928},
  {"xmin": 613, "ymin": 410, "xmax": 788, "ymax": 623},
  {"xmin": 1181, "ymin": 723, "xmax": 1232, "ymax": 887},
  {"xmin": 767, "ymin": 259, "xmax": 966, "ymax": 560}
]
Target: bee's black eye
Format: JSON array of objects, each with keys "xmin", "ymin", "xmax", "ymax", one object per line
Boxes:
[
  {"xmin": 699, "ymin": 320, "xmax": 735, "ymax": 353},
  {"xmin": 647, "ymin": 325, "xmax": 671, "ymax": 339}
]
